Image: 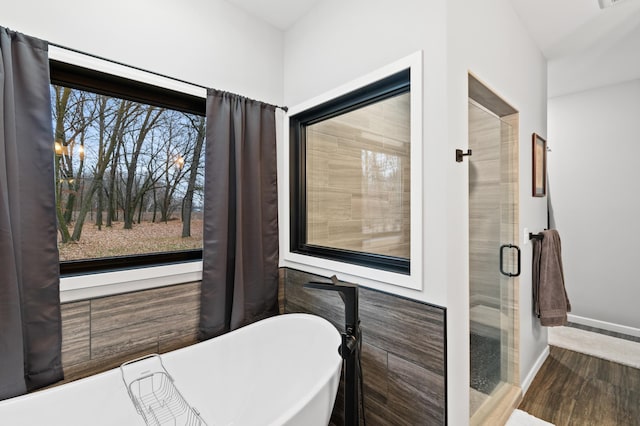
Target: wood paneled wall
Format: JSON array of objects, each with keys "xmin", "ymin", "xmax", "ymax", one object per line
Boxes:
[
  {"xmin": 60, "ymin": 282, "xmax": 200, "ymax": 382},
  {"xmin": 60, "ymin": 271, "xmax": 447, "ymax": 425},
  {"xmin": 281, "ymin": 268, "xmax": 447, "ymax": 425}
]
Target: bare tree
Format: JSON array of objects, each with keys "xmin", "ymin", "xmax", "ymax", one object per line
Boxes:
[
  {"xmin": 122, "ymin": 105, "xmax": 164, "ymax": 229},
  {"xmin": 156, "ymin": 117, "xmax": 190, "ymax": 223},
  {"xmin": 53, "ymin": 84, "xmax": 206, "ymax": 256},
  {"xmin": 53, "ymin": 87, "xmax": 96, "ymax": 242},
  {"xmin": 182, "ymin": 115, "xmax": 205, "ymax": 237},
  {"xmin": 53, "ymin": 86, "xmax": 73, "ymax": 243},
  {"xmin": 70, "ymin": 98, "xmax": 132, "ymax": 241}
]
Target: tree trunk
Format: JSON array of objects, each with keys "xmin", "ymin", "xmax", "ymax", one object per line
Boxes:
[
  {"xmin": 152, "ymin": 188, "xmax": 158, "ymax": 222},
  {"xmin": 63, "ymin": 186, "xmax": 76, "ymax": 223},
  {"xmin": 106, "ymin": 154, "xmax": 118, "ymax": 227},
  {"xmin": 63, "ymin": 142, "xmax": 86, "ymax": 223},
  {"xmin": 182, "ymin": 117, "xmax": 205, "ymax": 238},
  {"xmin": 55, "ymin": 162, "xmax": 72, "ymax": 243},
  {"xmin": 72, "ymin": 99, "xmax": 129, "ymax": 240},
  {"xmin": 96, "ymin": 180, "xmax": 104, "ymax": 230},
  {"xmin": 70, "ymin": 185, "xmax": 98, "ymax": 241},
  {"xmin": 123, "ymin": 107, "xmax": 163, "ymax": 229},
  {"xmin": 137, "ymin": 191, "xmax": 145, "ymax": 224},
  {"xmin": 54, "ymin": 86, "xmax": 72, "ymax": 242}
]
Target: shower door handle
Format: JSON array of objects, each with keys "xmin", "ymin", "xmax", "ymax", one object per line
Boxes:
[{"xmin": 499, "ymin": 244, "xmax": 521, "ymax": 277}]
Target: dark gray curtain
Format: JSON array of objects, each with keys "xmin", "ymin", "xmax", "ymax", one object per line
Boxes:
[
  {"xmin": 0, "ymin": 27, "xmax": 63, "ymax": 399},
  {"xmin": 199, "ymin": 90, "xmax": 279, "ymax": 340}
]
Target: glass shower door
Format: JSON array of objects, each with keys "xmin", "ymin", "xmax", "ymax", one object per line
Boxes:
[{"xmin": 468, "ymin": 100, "xmax": 519, "ymax": 422}]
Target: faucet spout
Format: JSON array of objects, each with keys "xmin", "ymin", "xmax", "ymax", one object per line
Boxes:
[{"xmin": 304, "ymin": 276, "xmax": 359, "ymax": 332}]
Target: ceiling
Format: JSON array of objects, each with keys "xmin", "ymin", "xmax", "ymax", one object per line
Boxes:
[
  {"xmin": 227, "ymin": 0, "xmax": 640, "ymax": 96},
  {"xmin": 511, "ymin": 0, "xmax": 639, "ymax": 59},
  {"xmin": 225, "ymin": 0, "xmax": 322, "ymax": 30},
  {"xmin": 510, "ymin": 0, "xmax": 640, "ymax": 96}
]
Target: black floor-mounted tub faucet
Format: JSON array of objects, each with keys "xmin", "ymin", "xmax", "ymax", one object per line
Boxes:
[{"xmin": 304, "ymin": 276, "xmax": 360, "ymax": 426}]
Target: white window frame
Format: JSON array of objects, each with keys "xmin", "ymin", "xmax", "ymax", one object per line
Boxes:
[
  {"xmin": 50, "ymin": 46, "xmax": 207, "ymax": 302},
  {"xmin": 280, "ymin": 51, "xmax": 424, "ymax": 291}
]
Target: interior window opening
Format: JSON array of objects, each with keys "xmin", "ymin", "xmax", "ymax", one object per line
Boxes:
[{"xmin": 290, "ymin": 69, "xmax": 411, "ymax": 274}]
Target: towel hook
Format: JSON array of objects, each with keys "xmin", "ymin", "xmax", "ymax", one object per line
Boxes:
[{"xmin": 455, "ymin": 149, "xmax": 472, "ymax": 163}]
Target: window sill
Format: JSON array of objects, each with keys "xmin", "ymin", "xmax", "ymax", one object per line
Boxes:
[
  {"xmin": 282, "ymin": 252, "xmax": 421, "ymax": 291},
  {"xmin": 59, "ymin": 261, "xmax": 203, "ymax": 303}
]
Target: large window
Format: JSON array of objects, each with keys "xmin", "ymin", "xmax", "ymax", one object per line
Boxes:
[
  {"xmin": 50, "ymin": 61, "xmax": 206, "ymax": 274},
  {"xmin": 290, "ymin": 70, "xmax": 411, "ymax": 274}
]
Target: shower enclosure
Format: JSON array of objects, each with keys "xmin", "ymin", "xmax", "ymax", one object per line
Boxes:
[{"xmin": 468, "ymin": 76, "xmax": 520, "ymax": 424}]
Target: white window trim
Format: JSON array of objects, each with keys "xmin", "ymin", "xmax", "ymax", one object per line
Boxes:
[
  {"xmin": 60, "ymin": 261, "xmax": 203, "ymax": 303},
  {"xmin": 49, "ymin": 46, "xmax": 207, "ymax": 99},
  {"xmin": 280, "ymin": 51, "xmax": 424, "ymax": 292},
  {"xmin": 50, "ymin": 46, "xmax": 207, "ymax": 302}
]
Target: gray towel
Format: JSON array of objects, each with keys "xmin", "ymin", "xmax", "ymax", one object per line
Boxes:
[{"xmin": 532, "ymin": 229, "xmax": 571, "ymax": 326}]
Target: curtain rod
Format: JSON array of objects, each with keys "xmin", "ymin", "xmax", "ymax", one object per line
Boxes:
[{"xmin": 49, "ymin": 42, "xmax": 289, "ymax": 113}]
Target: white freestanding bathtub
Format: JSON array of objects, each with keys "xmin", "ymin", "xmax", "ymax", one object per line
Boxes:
[{"xmin": 0, "ymin": 313, "xmax": 342, "ymax": 426}]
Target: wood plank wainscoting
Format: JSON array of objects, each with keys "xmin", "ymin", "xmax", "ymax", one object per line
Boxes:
[
  {"xmin": 280, "ymin": 268, "xmax": 447, "ymax": 425},
  {"xmin": 60, "ymin": 282, "xmax": 200, "ymax": 382},
  {"xmin": 59, "ymin": 270, "xmax": 447, "ymax": 425}
]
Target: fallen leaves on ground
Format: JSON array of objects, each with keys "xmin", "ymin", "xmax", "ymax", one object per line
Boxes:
[{"xmin": 58, "ymin": 219, "xmax": 204, "ymax": 261}]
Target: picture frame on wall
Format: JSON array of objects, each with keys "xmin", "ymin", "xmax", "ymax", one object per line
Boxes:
[{"xmin": 532, "ymin": 133, "xmax": 547, "ymax": 197}]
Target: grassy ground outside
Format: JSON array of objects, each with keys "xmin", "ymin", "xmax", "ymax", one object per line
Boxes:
[{"xmin": 58, "ymin": 219, "xmax": 203, "ymax": 261}]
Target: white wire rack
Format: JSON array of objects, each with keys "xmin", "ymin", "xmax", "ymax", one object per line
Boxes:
[{"xmin": 120, "ymin": 354, "xmax": 208, "ymax": 426}]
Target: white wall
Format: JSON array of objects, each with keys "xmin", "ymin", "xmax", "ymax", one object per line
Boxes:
[
  {"xmin": 2, "ymin": 0, "xmax": 284, "ymax": 105},
  {"xmin": 283, "ymin": 0, "xmax": 548, "ymax": 424},
  {"xmin": 284, "ymin": 0, "xmax": 448, "ymax": 304},
  {"xmin": 548, "ymin": 79, "xmax": 640, "ymax": 333},
  {"xmin": 447, "ymin": 0, "xmax": 548, "ymax": 420}
]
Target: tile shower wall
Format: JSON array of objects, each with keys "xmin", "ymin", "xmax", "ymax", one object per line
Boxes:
[
  {"xmin": 468, "ymin": 102, "xmax": 518, "ymax": 321},
  {"xmin": 281, "ymin": 268, "xmax": 446, "ymax": 425},
  {"xmin": 306, "ymin": 92, "xmax": 411, "ymax": 259},
  {"xmin": 60, "ymin": 282, "xmax": 200, "ymax": 381}
]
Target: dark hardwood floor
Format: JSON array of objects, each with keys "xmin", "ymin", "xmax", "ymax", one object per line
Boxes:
[{"xmin": 519, "ymin": 346, "xmax": 640, "ymax": 426}]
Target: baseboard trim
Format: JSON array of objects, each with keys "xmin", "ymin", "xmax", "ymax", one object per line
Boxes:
[
  {"xmin": 521, "ymin": 346, "xmax": 549, "ymax": 396},
  {"xmin": 568, "ymin": 314, "xmax": 640, "ymax": 338}
]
